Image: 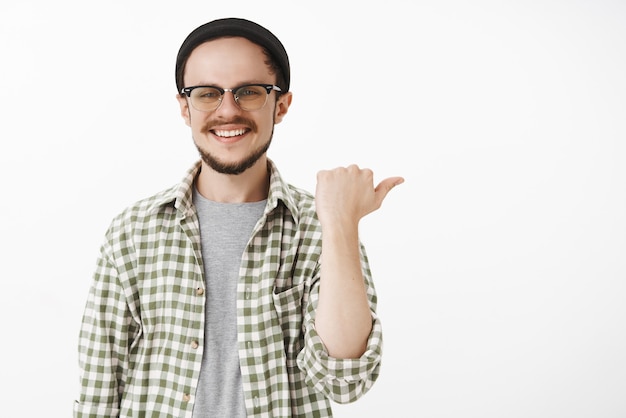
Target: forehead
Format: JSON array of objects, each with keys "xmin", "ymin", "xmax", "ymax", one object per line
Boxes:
[{"xmin": 184, "ymin": 37, "xmax": 273, "ymax": 86}]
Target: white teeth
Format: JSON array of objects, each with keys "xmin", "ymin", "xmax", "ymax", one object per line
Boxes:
[{"xmin": 214, "ymin": 129, "xmax": 246, "ymax": 138}]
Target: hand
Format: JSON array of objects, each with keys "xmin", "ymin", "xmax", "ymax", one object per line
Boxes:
[{"xmin": 315, "ymin": 165, "xmax": 404, "ymax": 226}]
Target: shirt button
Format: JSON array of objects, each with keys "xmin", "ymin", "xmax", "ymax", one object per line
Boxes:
[
  {"xmin": 253, "ymin": 396, "xmax": 260, "ymax": 408},
  {"xmin": 196, "ymin": 288, "xmax": 204, "ymax": 296},
  {"xmin": 183, "ymin": 393, "xmax": 191, "ymax": 402},
  {"xmin": 245, "ymin": 288, "xmax": 251, "ymax": 299},
  {"xmin": 191, "ymin": 340, "xmax": 199, "ymax": 349}
]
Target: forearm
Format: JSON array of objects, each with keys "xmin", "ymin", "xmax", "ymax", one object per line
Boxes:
[
  {"xmin": 313, "ymin": 164, "xmax": 402, "ymax": 358},
  {"xmin": 314, "ymin": 221, "xmax": 373, "ymax": 359}
]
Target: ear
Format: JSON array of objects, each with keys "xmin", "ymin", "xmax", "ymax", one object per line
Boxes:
[
  {"xmin": 274, "ymin": 91, "xmax": 292, "ymax": 124},
  {"xmin": 176, "ymin": 94, "xmax": 192, "ymax": 127}
]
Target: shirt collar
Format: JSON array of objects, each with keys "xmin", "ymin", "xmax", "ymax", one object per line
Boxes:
[{"xmin": 146, "ymin": 159, "xmax": 302, "ymax": 222}]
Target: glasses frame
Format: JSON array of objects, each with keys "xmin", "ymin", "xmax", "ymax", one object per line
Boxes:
[{"xmin": 180, "ymin": 83, "xmax": 282, "ymax": 112}]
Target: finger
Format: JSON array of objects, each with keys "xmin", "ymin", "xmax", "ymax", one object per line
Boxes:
[{"xmin": 374, "ymin": 176, "xmax": 405, "ymax": 206}]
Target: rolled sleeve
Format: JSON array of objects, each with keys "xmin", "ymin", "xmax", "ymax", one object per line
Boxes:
[{"xmin": 296, "ymin": 315, "xmax": 383, "ymax": 404}]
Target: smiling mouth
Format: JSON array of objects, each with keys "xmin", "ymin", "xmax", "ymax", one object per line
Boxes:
[{"xmin": 212, "ymin": 128, "xmax": 248, "ymax": 138}]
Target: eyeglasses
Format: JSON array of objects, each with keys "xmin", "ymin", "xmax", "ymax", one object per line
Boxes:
[{"xmin": 180, "ymin": 83, "xmax": 282, "ymax": 112}]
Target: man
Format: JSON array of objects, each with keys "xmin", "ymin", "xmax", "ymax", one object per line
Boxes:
[{"xmin": 74, "ymin": 17, "xmax": 404, "ymax": 417}]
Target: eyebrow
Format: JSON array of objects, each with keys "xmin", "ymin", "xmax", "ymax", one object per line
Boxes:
[{"xmin": 188, "ymin": 80, "xmax": 269, "ymax": 88}]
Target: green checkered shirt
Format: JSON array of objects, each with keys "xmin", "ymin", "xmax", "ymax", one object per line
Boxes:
[{"xmin": 74, "ymin": 159, "xmax": 383, "ymax": 417}]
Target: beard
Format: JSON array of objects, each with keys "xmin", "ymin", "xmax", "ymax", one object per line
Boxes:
[
  {"xmin": 195, "ymin": 132, "xmax": 273, "ymax": 175},
  {"xmin": 193, "ymin": 114, "xmax": 275, "ymax": 175}
]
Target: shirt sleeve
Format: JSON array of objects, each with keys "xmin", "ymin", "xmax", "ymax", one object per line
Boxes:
[
  {"xmin": 74, "ymin": 232, "xmax": 140, "ymax": 418},
  {"xmin": 296, "ymin": 315, "xmax": 383, "ymax": 404},
  {"xmin": 295, "ymin": 242, "xmax": 383, "ymax": 404}
]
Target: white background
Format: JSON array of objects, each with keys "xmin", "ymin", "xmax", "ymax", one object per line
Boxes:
[{"xmin": 1, "ymin": 1, "xmax": 625, "ymax": 417}]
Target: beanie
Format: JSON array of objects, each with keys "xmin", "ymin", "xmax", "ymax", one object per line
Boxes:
[{"xmin": 175, "ymin": 17, "xmax": 290, "ymax": 93}]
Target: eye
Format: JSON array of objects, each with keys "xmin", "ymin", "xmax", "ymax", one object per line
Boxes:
[
  {"xmin": 237, "ymin": 85, "xmax": 264, "ymax": 99},
  {"xmin": 193, "ymin": 87, "xmax": 221, "ymax": 101}
]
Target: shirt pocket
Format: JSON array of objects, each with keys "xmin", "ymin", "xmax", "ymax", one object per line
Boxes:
[{"xmin": 272, "ymin": 281, "xmax": 305, "ymax": 355}]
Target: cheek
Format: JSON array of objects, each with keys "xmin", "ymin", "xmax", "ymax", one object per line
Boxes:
[
  {"xmin": 189, "ymin": 111, "xmax": 213, "ymax": 132},
  {"xmin": 258, "ymin": 113, "xmax": 276, "ymax": 135}
]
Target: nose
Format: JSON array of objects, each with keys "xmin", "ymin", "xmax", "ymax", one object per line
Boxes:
[{"xmin": 215, "ymin": 90, "xmax": 241, "ymax": 115}]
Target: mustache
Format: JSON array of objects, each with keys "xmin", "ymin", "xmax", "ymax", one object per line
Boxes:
[{"xmin": 204, "ymin": 116, "xmax": 257, "ymax": 132}]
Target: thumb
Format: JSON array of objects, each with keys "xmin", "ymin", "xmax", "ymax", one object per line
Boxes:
[{"xmin": 374, "ymin": 176, "xmax": 405, "ymax": 206}]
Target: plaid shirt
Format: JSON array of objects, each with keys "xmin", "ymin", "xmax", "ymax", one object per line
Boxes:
[{"xmin": 74, "ymin": 159, "xmax": 383, "ymax": 417}]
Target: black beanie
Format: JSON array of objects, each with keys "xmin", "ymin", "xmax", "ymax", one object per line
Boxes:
[{"xmin": 175, "ymin": 17, "xmax": 290, "ymax": 93}]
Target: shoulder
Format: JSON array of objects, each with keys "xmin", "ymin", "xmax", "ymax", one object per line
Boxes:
[
  {"xmin": 267, "ymin": 159, "xmax": 318, "ymax": 225},
  {"xmin": 106, "ymin": 161, "xmax": 200, "ymax": 235},
  {"xmin": 104, "ymin": 184, "xmax": 178, "ymax": 239}
]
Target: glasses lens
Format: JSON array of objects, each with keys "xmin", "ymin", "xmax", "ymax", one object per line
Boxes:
[
  {"xmin": 235, "ymin": 85, "xmax": 268, "ymax": 111},
  {"xmin": 190, "ymin": 87, "xmax": 222, "ymax": 111}
]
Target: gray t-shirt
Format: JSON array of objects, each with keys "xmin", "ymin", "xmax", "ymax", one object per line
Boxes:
[{"xmin": 192, "ymin": 187, "xmax": 266, "ymax": 417}]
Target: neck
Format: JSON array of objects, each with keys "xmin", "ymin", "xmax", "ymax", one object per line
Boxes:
[{"xmin": 195, "ymin": 157, "xmax": 270, "ymax": 203}]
